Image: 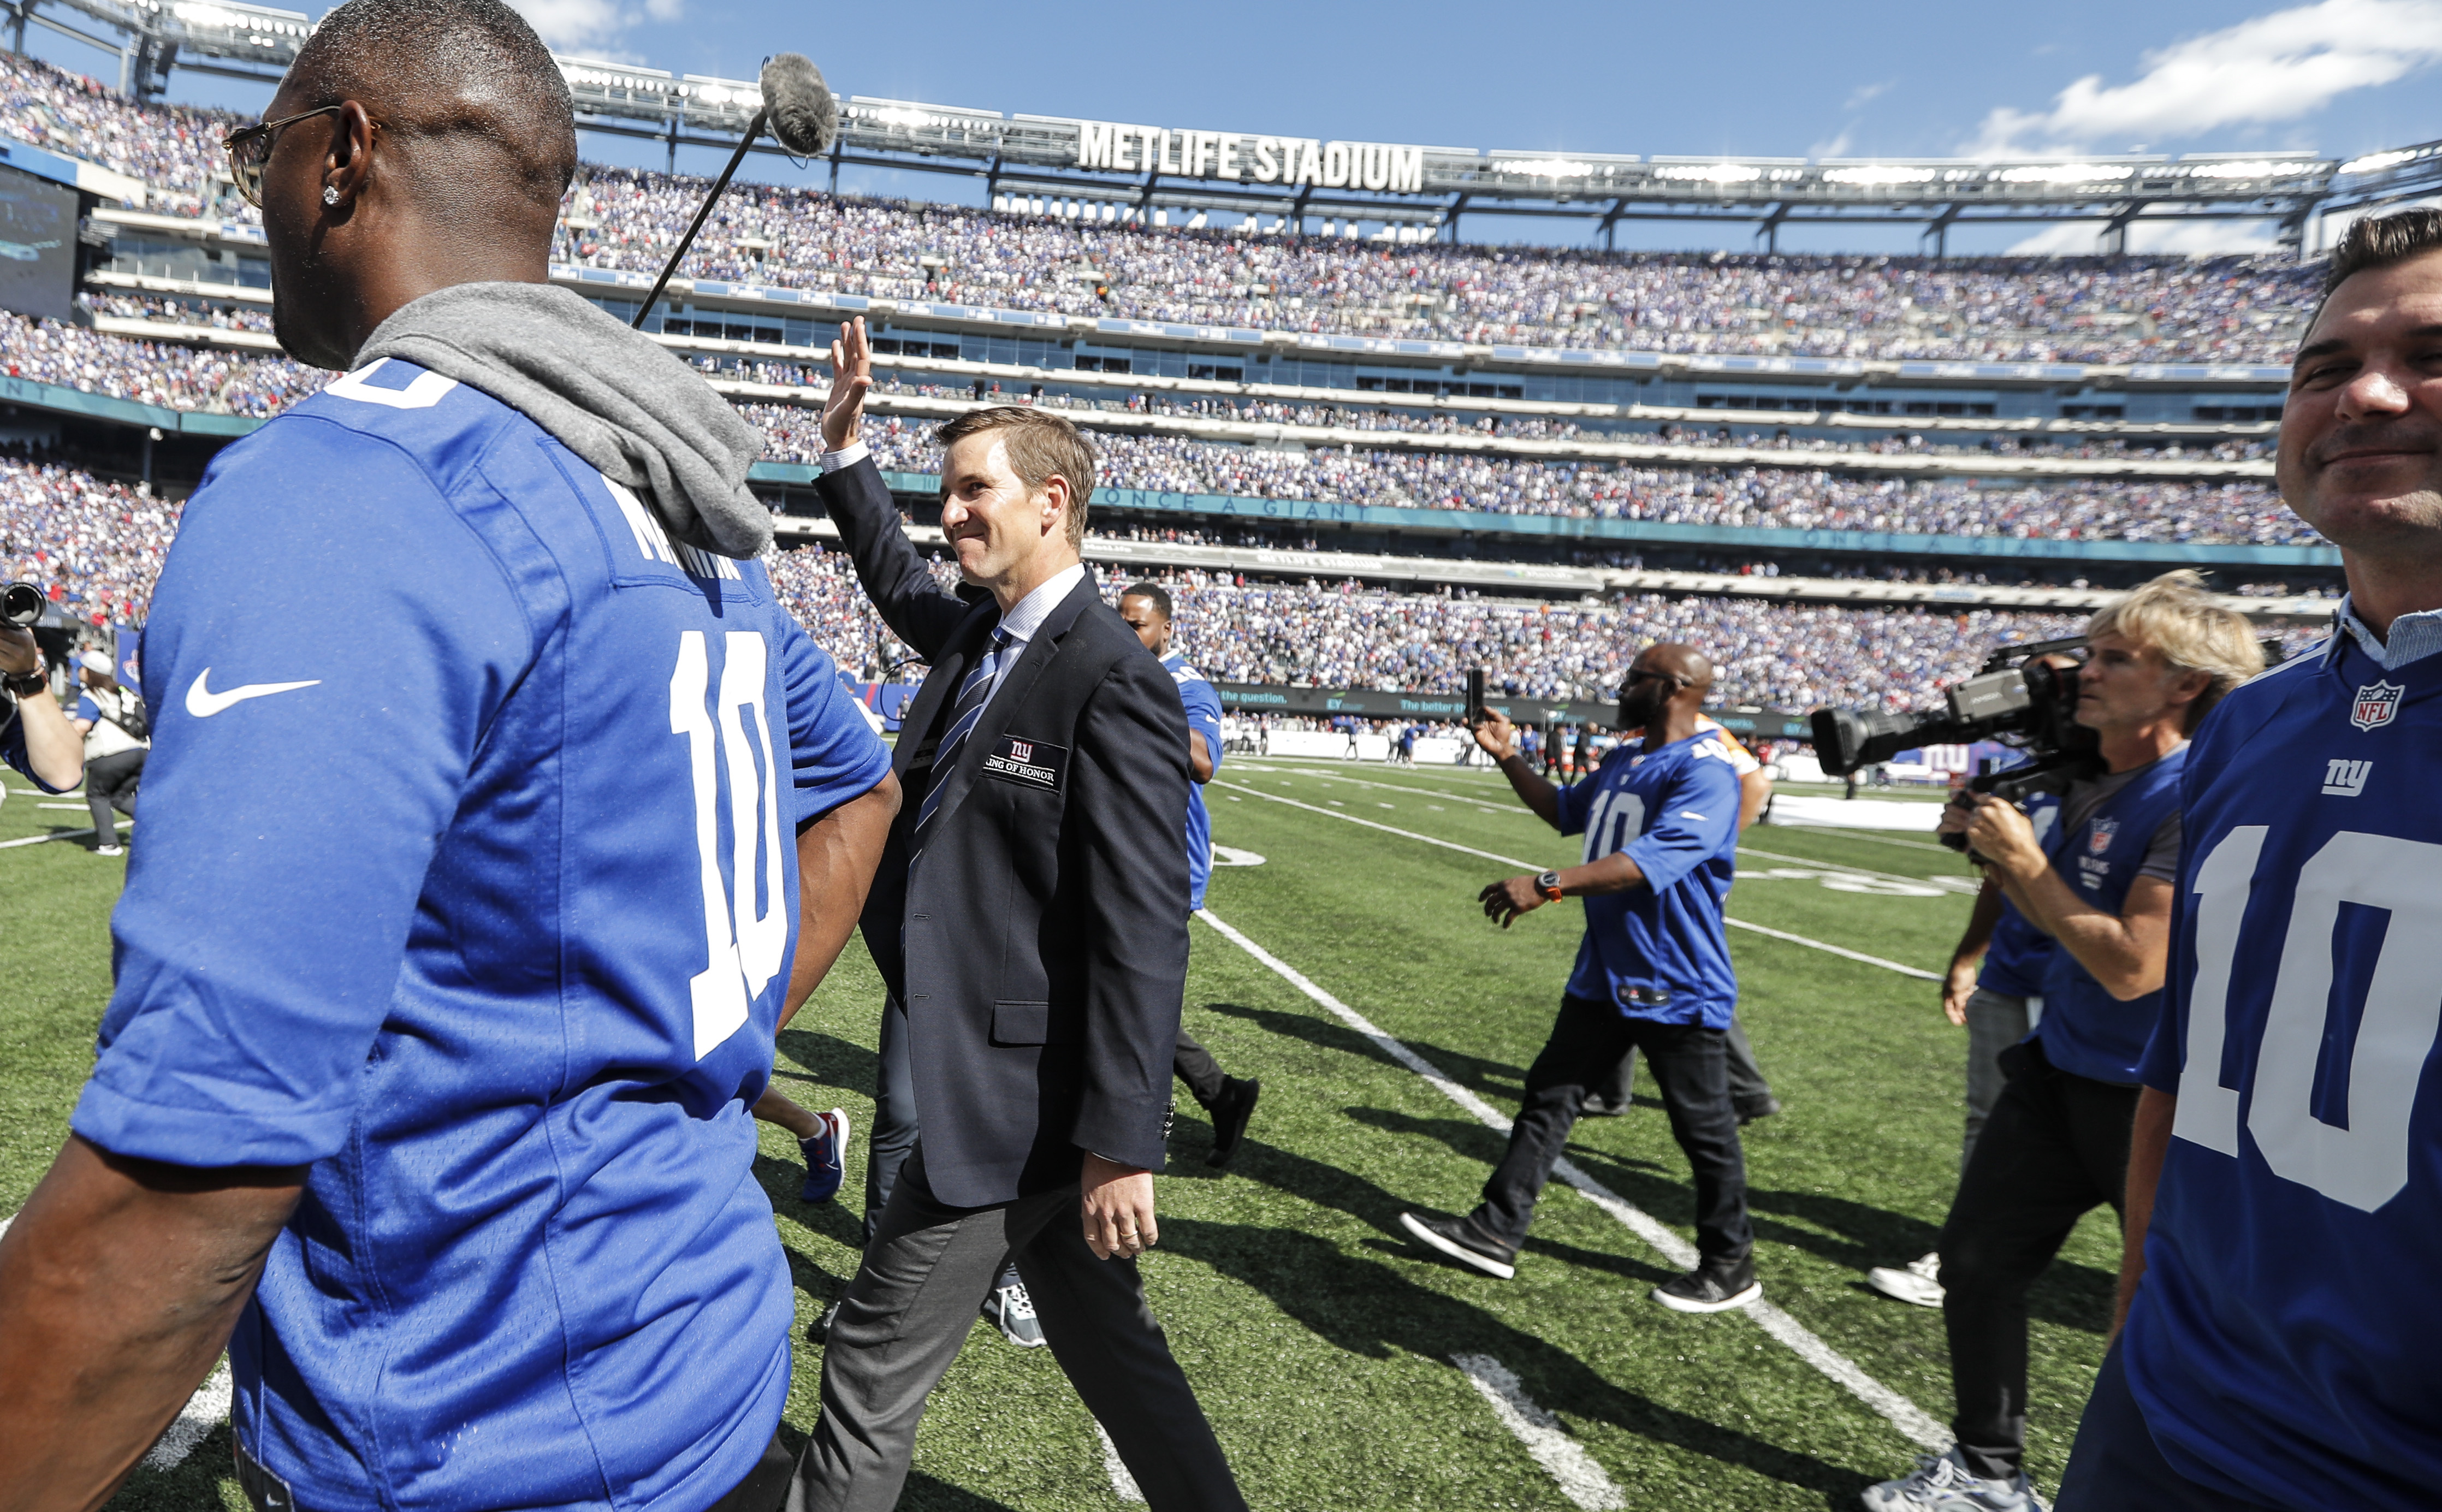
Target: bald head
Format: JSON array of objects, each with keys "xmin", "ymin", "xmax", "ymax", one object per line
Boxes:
[
  {"xmin": 1619, "ymin": 640, "xmax": 1714, "ymax": 745},
  {"xmin": 287, "ymin": 0, "xmax": 577, "ymax": 216},
  {"xmin": 258, "ymin": 0, "xmax": 577, "ymax": 368}
]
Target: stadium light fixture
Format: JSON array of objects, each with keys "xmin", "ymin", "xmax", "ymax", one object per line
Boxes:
[
  {"xmin": 1994, "ymin": 163, "xmax": 2134, "ymax": 184},
  {"xmin": 1821, "ymin": 166, "xmax": 1937, "ymax": 186},
  {"xmin": 1653, "ymin": 163, "xmax": 1763, "ymax": 183},
  {"xmin": 1494, "ymin": 159, "xmax": 1599, "ymax": 179},
  {"xmin": 2340, "ymin": 149, "xmax": 2421, "ymax": 175}
]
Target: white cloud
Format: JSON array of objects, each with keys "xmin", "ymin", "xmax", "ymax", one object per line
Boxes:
[
  {"xmin": 2005, "ymin": 217, "xmax": 2284, "ymax": 255},
  {"xmin": 1809, "ymin": 128, "xmax": 1854, "ymax": 160},
  {"xmin": 508, "ymin": 0, "xmax": 657, "ymax": 54},
  {"xmin": 1844, "ymin": 80, "xmax": 1895, "ymax": 112},
  {"xmin": 1969, "ymin": 0, "xmax": 2442, "ymax": 155}
]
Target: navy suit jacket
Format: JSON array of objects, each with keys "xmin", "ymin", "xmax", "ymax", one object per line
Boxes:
[{"xmin": 819, "ymin": 455, "xmax": 1191, "ymax": 1205}]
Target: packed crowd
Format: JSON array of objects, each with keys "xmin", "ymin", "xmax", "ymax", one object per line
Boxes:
[
  {"xmin": 558, "ymin": 168, "xmax": 2316, "ymax": 364},
  {"xmin": 0, "ymin": 452, "xmax": 179, "ymax": 624},
  {"xmin": 0, "ymin": 307, "xmax": 324, "ymax": 416},
  {"xmin": 764, "ymin": 542, "xmax": 2095, "ymax": 710},
  {"xmin": 0, "ymin": 51, "xmax": 2327, "ymax": 366},
  {"xmin": 743, "ymin": 409, "xmax": 2309, "ymax": 544}
]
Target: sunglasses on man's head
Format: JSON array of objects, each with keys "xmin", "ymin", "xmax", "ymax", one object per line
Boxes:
[{"xmin": 222, "ymin": 105, "xmax": 374, "ymax": 208}]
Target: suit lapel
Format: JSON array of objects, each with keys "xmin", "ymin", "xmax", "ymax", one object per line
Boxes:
[
  {"xmin": 893, "ymin": 598, "xmax": 1000, "ymax": 779},
  {"xmin": 916, "ymin": 575, "xmax": 1098, "ymax": 842}
]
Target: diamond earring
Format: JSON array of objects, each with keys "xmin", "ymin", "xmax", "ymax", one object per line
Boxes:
[{"xmin": 322, "ymin": 185, "xmax": 341, "ymax": 206}]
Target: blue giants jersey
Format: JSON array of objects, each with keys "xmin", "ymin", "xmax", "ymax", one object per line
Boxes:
[
  {"xmin": 1553, "ymin": 731, "xmax": 1742, "ymax": 1027},
  {"xmin": 1977, "ymin": 794, "xmax": 2060, "ymax": 1000},
  {"xmin": 2035, "ymin": 749, "xmax": 2185, "ymax": 1085},
  {"xmin": 2125, "ymin": 627, "xmax": 2442, "ymax": 1510},
  {"xmin": 69, "ymin": 359, "xmax": 892, "ymax": 1512},
  {"xmin": 1165, "ymin": 651, "xmax": 1222, "ymax": 911}
]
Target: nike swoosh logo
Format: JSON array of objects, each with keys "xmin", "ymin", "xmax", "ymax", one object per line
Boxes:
[{"xmin": 185, "ymin": 668, "xmax": 322, "ymax": 718}]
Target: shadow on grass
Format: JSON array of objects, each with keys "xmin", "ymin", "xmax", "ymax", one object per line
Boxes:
[
  {"xmin": 754, "ymin": 1153, "xmax": 869, "ymax": 1250},
  {"xmin": 775, "ymin": 1028, "xmax": 881, "ymax": 1093},
  {"xmin": 1165, "ymin": 1217, "xmax": 1872, "ymax": 1505},
  {"xmin": 1197, "ymin": 1000, "xmax": 1529, "ymax": 1102}
]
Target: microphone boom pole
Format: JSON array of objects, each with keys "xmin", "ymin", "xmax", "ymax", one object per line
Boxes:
[{"xmin": 632, "ymin": 106, "xmax": 769, "ymax": 331}]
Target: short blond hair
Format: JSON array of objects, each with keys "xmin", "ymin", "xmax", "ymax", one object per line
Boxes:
[{"xmin": 2086, "ymin": 570, "xmax": 2265, "ymax": 733}]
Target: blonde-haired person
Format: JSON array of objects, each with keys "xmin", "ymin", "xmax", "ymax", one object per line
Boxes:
[{"xmin": 1865, "ymin": 571, "xmax": 2260, "ymax": 1512}]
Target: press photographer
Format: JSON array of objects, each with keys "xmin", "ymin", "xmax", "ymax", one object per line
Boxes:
[
  {"xmin": 1854, "ymin": 570, "xmax": 2262, "ymax": 1512},
  {"xmin": 69, "ymin": 649, "xmax": 145, "ymax": 856},
  {"xmin": 0, "ymin": 580, "xmax": 81, "ymax": 795}
]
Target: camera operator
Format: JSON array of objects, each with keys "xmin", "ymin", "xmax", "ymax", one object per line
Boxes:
[
  {"xmin": 68, "ymin": 650, "xmax": 145, "ymax": 856},
  {"xmin": 0, "ymin": 613, "xmax": 81, "ymax": 794},
  {"xmin": 1865, "ymin": 571, "xmax": 2261, "ymax": 1512}
]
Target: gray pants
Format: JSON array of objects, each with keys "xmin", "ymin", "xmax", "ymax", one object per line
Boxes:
[
  {"xmin": 1963, "ymin": 988, "xmax": 2034, "ymax": 1173},
  {"xmin": 798, "ymin": 1147, "xmax": 1247, "ymax": 1512}
]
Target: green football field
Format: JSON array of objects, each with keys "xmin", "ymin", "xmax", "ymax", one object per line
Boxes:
[{"xmin": 1, "ymin": 758, "xmax": 2125, "ymax": 1511}]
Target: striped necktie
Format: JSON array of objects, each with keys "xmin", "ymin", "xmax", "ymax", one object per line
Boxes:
[{"xmin": 910, "ymin": 627, "xmax": 1012, "ymax": 850}]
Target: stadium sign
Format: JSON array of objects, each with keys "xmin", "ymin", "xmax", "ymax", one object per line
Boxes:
[{"xmin": 1074, "ymin": 122, "xmax": 1426, "ymax": 194}]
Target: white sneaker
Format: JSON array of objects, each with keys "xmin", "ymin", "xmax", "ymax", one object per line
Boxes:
[
  {"xmin": 94, "ymin": 844, "xmax": 125, "ymax": 857},
  {"xmin": 1862, "ymin": 1448, "xmax": 2045, "ymax": 1511},
  {"xmin": 982, "ymin": 1280, "xmax": 1045, "ymax": 1348},
  {"xmin": 1866, "ymin": 1251, "xmax": 1944, "ymax": 1308}
]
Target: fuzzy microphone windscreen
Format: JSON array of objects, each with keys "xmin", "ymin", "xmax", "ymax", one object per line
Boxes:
[{"xmin": 760, "ymin": 53, "xmax": 837, "ymax": 157}]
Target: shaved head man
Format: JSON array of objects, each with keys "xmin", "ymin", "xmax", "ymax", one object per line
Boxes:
[
  {"xmin": 0, "ymin": 4, "xmax": 901, "ymax": 1510},
  {"xmin": 1396, "ymin": 641, "xmax": 1764, "ymax": 1311}
]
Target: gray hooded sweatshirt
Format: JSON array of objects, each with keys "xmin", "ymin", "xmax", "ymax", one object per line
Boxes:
[{"xmin": 355, "ymin": 281, "xmax": 771, "ymax": 558}]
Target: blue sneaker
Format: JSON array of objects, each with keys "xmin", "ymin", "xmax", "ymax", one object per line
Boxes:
[{"xmin": 798, "ymin": 1108, "xmax": 849, "ymax": 1203}]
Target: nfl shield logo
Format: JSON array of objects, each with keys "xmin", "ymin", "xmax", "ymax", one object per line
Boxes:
[
  {"xmin": 2089, "ymin": 817, "xmax": 2119, "ymax": 855},
  {"xmin": 1010, "ymin": 740, "xmax": 1033, "ymax": 762},
  {"xmin": 2352, "ymin": 681, "xmax": 2404, "ymax": 731}
]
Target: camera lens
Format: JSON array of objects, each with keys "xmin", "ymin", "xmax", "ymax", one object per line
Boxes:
[{"xmin": 2, "ymin": 580, "xmax": 43, "ymax": 629}]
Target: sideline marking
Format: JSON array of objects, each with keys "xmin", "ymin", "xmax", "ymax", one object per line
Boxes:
[
  {"xmin": 0, "ymin": 826, "xmax": 102, "ymax": 849},
  {"xmin": 1739, "ymin": 845, "xmax": 1979, "ymax": 895},
  {"xmin": 1767, "ymin": 822, "xmax": 1954, "ymax": 855},
  {"xmin": 1214, "ymin": 779, "xmax": 1942, "ymax": 982},
  {"xmin": 1093, "ymin": 1422, "xmax": 1147, "ymax": 1503},
  {"xmin": 1450, "ymin": 1353, "xmax": 1625, "ymax": 1510},
  {"xmin": 1193, "ymin": 908, "xmax": 1952, "ymax": 1452}
]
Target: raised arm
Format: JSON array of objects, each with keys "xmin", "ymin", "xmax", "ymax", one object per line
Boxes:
[
  {"xmin": 1473, "ymin": 708, "xmax": 1562, "ymax": 828},
  {"xmin": 1, "ymin": 626, "xmax": 80, "ymax": 792},
  {"xmin": 813, "ymin": 318, "xmax": 971, "ymax": 657}
]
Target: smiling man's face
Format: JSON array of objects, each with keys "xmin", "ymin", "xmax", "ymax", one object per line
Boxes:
[{"xmin": 2277, "ymin": 249, "xmax": 2442, "ymax": 552}]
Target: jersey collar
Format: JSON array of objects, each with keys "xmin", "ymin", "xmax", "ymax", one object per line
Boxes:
[{"xmin": 2327, "ymin": 593, "xmax": 2442, "ymax": 672}]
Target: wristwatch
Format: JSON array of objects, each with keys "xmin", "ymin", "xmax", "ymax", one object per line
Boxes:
[
  {"xmin": 2, "ymin": 657, "xmax": 45, "ymax": 696},
  {"xmin": 1535, "ymin": 870, "xmax": 1565, "ymax": 902}
]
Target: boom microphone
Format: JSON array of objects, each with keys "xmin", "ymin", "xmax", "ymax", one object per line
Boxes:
[{"xmin": 632, "ymin": 52, "xmax": 838, "ymax": 329}]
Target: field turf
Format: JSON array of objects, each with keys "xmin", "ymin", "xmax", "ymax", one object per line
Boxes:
[{"xmin": 0, "ymin": 758, "xmax": 2125, "ymax": 1511}]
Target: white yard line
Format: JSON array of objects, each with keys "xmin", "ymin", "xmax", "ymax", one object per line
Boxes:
[
  {"xmin": 1449, "ymin": 1353, "xmax": 1626, "ymax": 1510},
  {"xmin": 1765, "ymin": 823, "xmax": 1955, "ymax": 855},
  {"xmin": 1214, "ymin": 779, "xmax": 1943, "ymax": 982},
  {"xmin": 0, "ymin": 827, "xmax": 100, "ymax": 849},
  {"xmin": 1093, "ymin": 1422, "xmax": 1147, "ymax": 1503},
  {"xmin": 1193, "ymin": 908, "xmax": 1951, "ymax": 1452},
  {"xmin": 1736, "ymin": 846, "xmax": 1980, "ymax": 895}
]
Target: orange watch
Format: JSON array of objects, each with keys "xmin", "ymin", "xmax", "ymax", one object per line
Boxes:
[{"xmin": 1536, "ymin": 870, "xmax": 1564, "ymax": 902}]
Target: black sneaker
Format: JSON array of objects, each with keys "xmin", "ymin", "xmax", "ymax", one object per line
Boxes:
[
  {"xmin": 1735, "ymin": 1095, "xmax": 1782, "ymax": 1125},
  {"xmin": 1652, "ymin": 1256, "xmax": 1762, "ymax": 1313},
  {"xmin": 1205, "ymin": 1076, "xmax": 1261, "ymax": 1168},
  {"xmin": 1398, "ymin": 1210, "xmax": 1519, "ymax": 1279}
]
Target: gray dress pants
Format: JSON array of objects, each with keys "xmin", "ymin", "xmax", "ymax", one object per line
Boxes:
[{"xmin": 797, "ymin": 1147, "xmax": 1247, "ymax": 1512}]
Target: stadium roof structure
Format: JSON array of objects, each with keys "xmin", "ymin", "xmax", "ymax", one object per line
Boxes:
[{"xmin": 22, "ymin": 0, "xmax": 2442, "ymax": 256}]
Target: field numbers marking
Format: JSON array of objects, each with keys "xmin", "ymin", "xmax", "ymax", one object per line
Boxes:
[
  {"xmin": 1193, "ymin": 908, "xmax": 1951, "ymax": 1452},
  {"xmin": 1449, "ymin": 1353, "xmax": 1625, "ymax": 1510},
  {"xmin": 1213, "ymin": 779, "xmax": 1945, "ymax": 982},
  {"xmin": 1093, "ymin": 1422, "xmax": 1147, "ymax": 1503}
]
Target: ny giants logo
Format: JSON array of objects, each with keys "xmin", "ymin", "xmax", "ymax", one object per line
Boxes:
[
  {"xmin": 1009, "ymin": 740, "xmax": 1033, "ymax": 762},
  {"xmin": 2352, "ymin": 680, "xmax": 2404, "ymax": 732}
]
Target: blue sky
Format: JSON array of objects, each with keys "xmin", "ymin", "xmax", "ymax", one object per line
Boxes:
[{"xmin": 25, "ymin": 0, "xmax": 2442, "ymax": 254}]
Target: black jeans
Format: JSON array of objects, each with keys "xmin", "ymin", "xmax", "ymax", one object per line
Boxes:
[
  {"xmin": 84, "ymin": 747, "xmax": 143, "ymax": 845},
  {"xmin": 1473, "ymin": 994, "xmax": 1751, "ymax": 1264},
  {"xmin": 1589, "ymin": 1013, "xmax": 1772, "ymax": 1111},
  {"xmin": 1939, "ymin": 1038, "xmax": 2139, "ymax": 1480},
  {"xmin": 1173, "ymin": 1028, "xmax": 1226, "ymax": 1107}
]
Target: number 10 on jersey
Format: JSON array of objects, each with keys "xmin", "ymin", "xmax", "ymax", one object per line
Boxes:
[{"xmin": 671, "ymin": 630, "xmax": 787, "ymax": 1060}]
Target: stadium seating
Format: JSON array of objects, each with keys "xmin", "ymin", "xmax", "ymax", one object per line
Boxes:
[
  {"xmin": 0, "ymin": 51, "xmax": 2320, "ymax": 366},
  {"xmin": 0, "ymin": 453, "xmax": 175, "ymax": 625}
]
